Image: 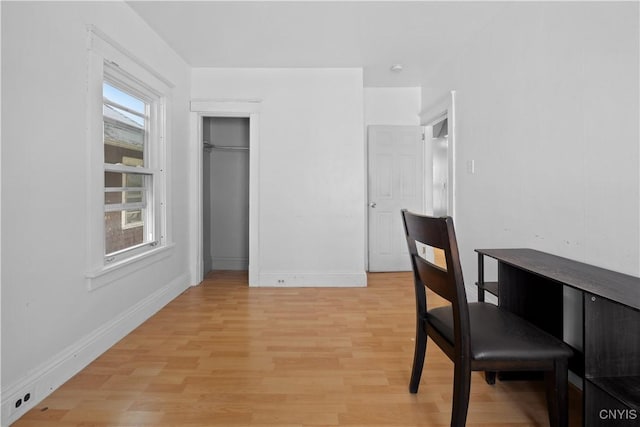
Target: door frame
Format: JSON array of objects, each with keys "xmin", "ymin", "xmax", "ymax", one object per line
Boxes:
[
  {"xmin": 189, "ymin": 99, "xmax": 261, "ymax": 286},
  {"xmin": 420, "ymin": 90, "xmax": 456, "ymax": 220}
]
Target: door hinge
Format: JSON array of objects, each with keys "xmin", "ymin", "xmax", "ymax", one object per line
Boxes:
[{"xmin": 421, "ymin": 133, "xmax": 426, "ymax": 141}]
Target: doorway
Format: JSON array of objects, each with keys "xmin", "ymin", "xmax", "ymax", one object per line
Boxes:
[
  {"xmin": 420, "ymin": 90, "xmax": 456, "ymax": 268},
  {"xmin": 202, "ymin": 117, "xmax": 250, "ymax": 276},
  {"xmin": 190, "ymin": 99, "xmax": 261, "ymax": 286},
  {"xmin": 430, "ymin": 117, "xmax": 449, "ymax": 217},
  {"xmin": 420, "ymin": 90, "xmax": 456, "ymax": 220}
]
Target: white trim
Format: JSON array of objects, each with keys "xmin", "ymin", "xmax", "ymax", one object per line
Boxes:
[
  {"xmin": 104, "ymin": 164, "xmax": 156, "ymax": 174},
  {"xmin": 189, "ymin": 99, "xmax": 261, "ymax": 286},
  {"xmin": 419, "ymin": 91, "xmax": 453, "ymax": 125},
  {"xmin": 86, "ymin": 48, "xmax": 106, "ymax": 276},
  {"xmin": 190, "ymin": 99, "xmax": 262, "ymax": 113},
  {"xmin": 104, "ymin": 202, "xmax": 145, "ymax": 212},
  {"xmin": 258, "ymin": 271, "xmax": 367, "ymax": 287},
  {"xmin": 86, "ymin": 26, "xmax": 172, "ymax": 278},
  {"xmin": 420, "ymin": 90, "xmax": 457, "ymax": 220},
  {"xmin": 105, "ymin": 186, "xmax": 146, "ymax": 192},
  {"xmin": 87, "ymin": 25, "xmax": 174, "ymax": 90},
  {"xmin": 1, "ymin": 272, "xmax": 190, "ymax": 426},
  {"xmin": 86, "ymin": 243, "xmax": 175, "ymax": 291}
]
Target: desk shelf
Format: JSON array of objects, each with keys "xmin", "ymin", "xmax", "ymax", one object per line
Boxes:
[
  {"xmin": 588, "ymin": 376, "xmax": 640, "ymax": 410},
  {"xmin": 475, "ymin": 281, "xmax": 498, "ymax": 298},
  {"xmin": 584, "ymin": 292, "xmax": 640, "ymax": 424}
]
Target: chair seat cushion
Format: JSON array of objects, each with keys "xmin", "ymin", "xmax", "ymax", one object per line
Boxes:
[{"xmin": 427, "ymin": 302, "xmax": 573, "ymax": 361}]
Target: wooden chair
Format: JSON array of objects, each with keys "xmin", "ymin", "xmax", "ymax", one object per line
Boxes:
[{"xmin": 400, "ymin": 210, "xmax": 572, "ymax": 427}]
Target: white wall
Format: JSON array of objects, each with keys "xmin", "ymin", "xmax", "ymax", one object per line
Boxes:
[
  {"xmin": 422, "ymin": 1, "xmax": 639, "ymax": 288},
  {"xmin": 364, "ymin": 87, "xmax": 421, "ymax": 126},
  {"xmin": 1, "ymin": 2, "xmax": 191, "ymax": 424},
  {"xmin": 192, "ymin": 68, "xmax": 366, "ymax": 286},
  {"xmin": 421, "ymin": 1, "xmax": 639, "ymax": 356}
]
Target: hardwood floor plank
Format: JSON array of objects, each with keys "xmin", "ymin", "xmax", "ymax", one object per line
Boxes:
[{"xmin": 14, "ymin": 271, "xmax": 581, "ymax": 426}]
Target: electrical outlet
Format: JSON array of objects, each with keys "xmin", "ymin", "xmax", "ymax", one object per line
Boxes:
[
  {"xmin": 277, "ymin": 279, "xmax": 285, "ymax": 284},
  {"xmin": 10, "ymin": 389, "xmax": 34, "ymax": 417}
]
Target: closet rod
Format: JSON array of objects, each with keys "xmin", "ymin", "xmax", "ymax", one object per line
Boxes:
[{"xmin": 203, "ymin": 141, "xmax": 249, "ymax": 151}]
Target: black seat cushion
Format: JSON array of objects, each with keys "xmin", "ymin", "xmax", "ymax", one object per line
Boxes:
[{"xmin": 427, "ymin": 302, "xmax": 573, "ymax": 361}]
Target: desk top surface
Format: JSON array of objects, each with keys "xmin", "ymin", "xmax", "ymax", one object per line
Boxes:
[{"xmin": 475, "ymin": 248, "xmax": 640, "ymax": 311}]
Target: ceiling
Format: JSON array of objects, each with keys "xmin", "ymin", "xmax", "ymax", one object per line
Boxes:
[{"xmin": 128, "ymin": 1, "xmax": 509, "ymax": 87}]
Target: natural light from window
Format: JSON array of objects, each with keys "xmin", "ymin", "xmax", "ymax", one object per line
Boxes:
[{"xmin": 102, "ymin": 81, "xmax": 151, "ymax": 257}]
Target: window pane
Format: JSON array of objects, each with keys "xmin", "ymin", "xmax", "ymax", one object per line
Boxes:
[
  {"xmin": 104, "ymin": 170, "xmax": 146, "ymax": 204},
  {"xmin": 124, "ymin": 209, "xmax": 143, "ymax": 225},
  {"xmin": 105, "ymin": 209, "xmax": 146, "ymax": 255},
  {"xmin": 104, "ymin": 171, "xmax": 145, "ymax": 187},
  {"xmin": 104, "ymin": 190, "xmax": 143, "ymax": 205},
  {"xmin": 103, "ymin": 83, "xmax": 145, "ymax": 119},
  {"xmin": 103, "ymin": 83, "xmax": 146, "ymax": 166},
  {"xmin": 104, "ymin": 170, "xmax": 150, "ymax": 254}
]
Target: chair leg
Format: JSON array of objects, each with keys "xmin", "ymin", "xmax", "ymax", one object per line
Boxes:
[
  {"xmin": 484, "ymin": 371, "xmax": 496, "ymax": 385},
  {"xmin": 409, "ymin": 324, "xmax": 427, "ymax": 393},
  {"xmin": 451, "ymin": 362, "xmax": 471, "ymax": 427},
  {"xmin": 545, "ymin": 358, "xmax": 568, "ymax": 427}
]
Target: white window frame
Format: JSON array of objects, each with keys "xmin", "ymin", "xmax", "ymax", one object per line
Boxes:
[
  {"xmin": 85, "ymin": 27, "xmax": 174, "ymax": 290},
  {"xmin": 103, "ymin": 70, "xmax": 158, "ymax": 256}
]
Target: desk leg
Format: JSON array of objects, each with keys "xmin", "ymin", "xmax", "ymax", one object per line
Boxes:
[
  {"xmin": 477, "ymin": 253, "xmax": 485, "ymax": 302},
  {"xmin": 477, "ymin": 253, "xmax": 497, "ymax": 384}
]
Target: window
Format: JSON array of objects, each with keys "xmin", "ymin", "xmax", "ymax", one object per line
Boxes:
[
  {"xmin": 102, "ymin": 80, "xmax": 153, "ymax": 255},
  {"xmin": 86, "ymin": 28, "xmax": 173, "ymax": 289}
]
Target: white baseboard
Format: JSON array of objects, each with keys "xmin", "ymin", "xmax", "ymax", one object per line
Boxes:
[
  {"xmin": 211, "ymin": 256, "xmax": 248, "ymax": 271},
  {"xmin": 257, "ymin": 271, "xmax": 367, "ymax": 287},
  {"xmin": 1, "ymin": 273, "xmax": 190, "ymax": 427}
]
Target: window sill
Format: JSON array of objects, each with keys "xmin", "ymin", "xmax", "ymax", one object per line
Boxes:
[{"xmin": 86, "ymin": 242, "xmax": 175, "ymax": 291}]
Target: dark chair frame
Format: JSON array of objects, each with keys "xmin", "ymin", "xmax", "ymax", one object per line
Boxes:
[{"xmin": 401, "ymin": 210, "xmax": 571, "ymax": 427}]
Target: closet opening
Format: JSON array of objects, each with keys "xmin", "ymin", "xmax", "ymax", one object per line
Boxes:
[{"xmin": 202, "ymin": 117, "xmax": 250, "ymax": 278}]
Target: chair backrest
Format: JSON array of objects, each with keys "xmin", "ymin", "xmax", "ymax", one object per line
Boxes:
[{"xmin": 401, "ymin": 209, "xmax": 471, "ymax": 355}]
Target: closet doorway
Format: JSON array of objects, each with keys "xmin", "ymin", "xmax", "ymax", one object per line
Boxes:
[{"xmin": 202, "ymin": 117, "xmax": 250, "ymax": 276}]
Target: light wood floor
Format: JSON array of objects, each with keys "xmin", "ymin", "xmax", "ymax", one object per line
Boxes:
[{"xmin": 15, "ymin": 271, "xmax": 581, "ymax": 426}]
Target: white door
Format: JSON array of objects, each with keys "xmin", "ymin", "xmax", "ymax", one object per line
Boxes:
[{"xmin": 368, "ymin": 126, "xmax": 424, "ymax": 272}]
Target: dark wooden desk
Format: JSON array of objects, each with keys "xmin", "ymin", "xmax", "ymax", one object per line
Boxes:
[{"xmin": 476, "ymin": 248, "xmax": 640, "ymax": 426}]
